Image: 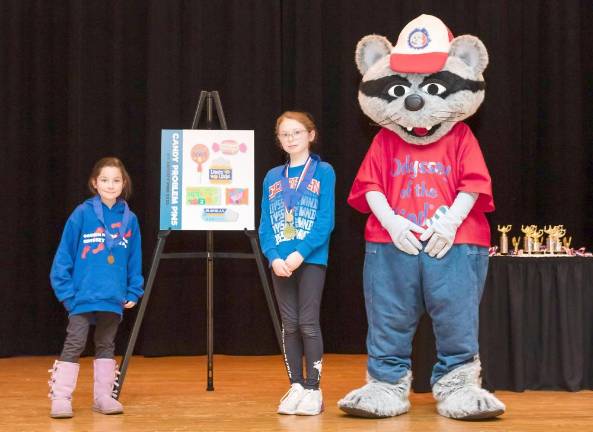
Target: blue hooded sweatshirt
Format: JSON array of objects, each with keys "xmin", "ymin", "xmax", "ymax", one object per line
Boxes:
[
  {"xmin": 258, "ymin": 157, "xmax": 335, "ymax": 266},
  {"xmin": 50, "ymin": 197, "xmax": 144, "ymax": 316}
]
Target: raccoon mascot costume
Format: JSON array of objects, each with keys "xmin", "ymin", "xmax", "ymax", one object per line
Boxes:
[{"xmin": 339, "ymin": 15, "xmax": 505, "ymax": 420}]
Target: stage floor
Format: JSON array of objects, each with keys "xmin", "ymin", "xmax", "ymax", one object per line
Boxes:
[{"xmin": 1, "ymin": 355, "xmax": 591, "ymax": 431}]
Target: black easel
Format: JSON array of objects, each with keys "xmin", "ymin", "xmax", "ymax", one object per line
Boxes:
[{"xmin": 115, "ymin": 90, "xmax": 283, "ymax": 398}]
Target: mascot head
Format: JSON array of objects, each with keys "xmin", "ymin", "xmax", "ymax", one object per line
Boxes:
[{"xmin": 356, "ymin": 14, "xmax": 488, "ymax": 145}]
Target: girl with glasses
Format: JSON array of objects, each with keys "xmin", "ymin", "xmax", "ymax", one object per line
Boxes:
[{"xmin": 258, "ymin": 111, "xmax": 335, "ymax": 415}]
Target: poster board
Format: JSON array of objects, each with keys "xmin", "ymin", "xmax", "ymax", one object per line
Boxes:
[{"xmin": 160, "ymin": 129, "xmax": 255, "ymax": 231}]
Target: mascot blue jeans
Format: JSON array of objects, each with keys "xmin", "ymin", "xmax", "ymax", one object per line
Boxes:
[{"xmin": 363, "ymin": 242, "xmax": 489, "ymax": 386}]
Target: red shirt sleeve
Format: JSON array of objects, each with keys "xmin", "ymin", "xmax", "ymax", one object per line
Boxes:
[
  {"xmin": 457, "ymin": 126, "xmax": 495, "ymax": 213},
  {"xmin": 347, "ymin": 132, "xmax": 386, "ymax": 214}
]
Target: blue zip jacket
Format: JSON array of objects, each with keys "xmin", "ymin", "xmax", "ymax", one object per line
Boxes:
[
  {"xmin": 258, "ymin": 159, "xmax": 335, "ymax": 266},
  {"xmin": 50, "ymin": 197, "xmax": 144, "ymax": 316}
]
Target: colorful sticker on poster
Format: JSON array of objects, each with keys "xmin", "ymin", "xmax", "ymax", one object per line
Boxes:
[
  {"xmin": 186, "ymin": 187, "xmax": 221, "ymax": 205},
  {"xmin": 226, "ymin": 188, "xmax": 249, "ymax": 205},
  {"xmin": 160, "ymin": 129, "xmax": 254, "ymax": 230},
  {"xmin": 209, "ymin": 157, "xmax": 233, "ymax": 184}
]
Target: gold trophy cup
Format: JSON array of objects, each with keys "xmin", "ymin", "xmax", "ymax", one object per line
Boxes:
[
  {"xmin": 555, "ymin": 226, "xmax": 566, "ymax": 253},
  {"xmin": 544, "ymin": 225, "xmax": 557, "ymax": 255},
  {"xmin": 532, "ymin": 229, "xmax": 544, "ymax": 253},
  {"xmin": 521, "ymin": 225, "xmax": 535, "ymax": 254},
  {"xmin": 497, "ymin": 225, "xmax": 512, "ymax": 255}
]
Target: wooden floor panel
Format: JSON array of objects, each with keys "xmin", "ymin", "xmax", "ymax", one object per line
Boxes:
[{"xmin": 1, "ymin": 355, "xmax": 592, "ymax": 431}]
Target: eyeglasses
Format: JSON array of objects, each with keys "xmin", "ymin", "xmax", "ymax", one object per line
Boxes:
[{"xmin": 277, "ymin": 129, "xmax": 308, "ymax": 140}]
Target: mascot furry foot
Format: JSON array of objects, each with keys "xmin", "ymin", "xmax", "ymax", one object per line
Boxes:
[
  {"xmin": 432, "ymin": 360, "xmax": 505, "ymax": 420},
  {"xmin": 337, "ymin": 371, "xmax": 411, "ymax": 418}
]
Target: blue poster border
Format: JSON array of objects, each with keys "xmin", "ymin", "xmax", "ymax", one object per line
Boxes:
[{"xmin": 160, "ymin": 130, "xmax": 183, "ymax": 230}]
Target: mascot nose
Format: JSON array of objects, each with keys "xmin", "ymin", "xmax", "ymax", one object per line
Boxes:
[{"xmin": 404, "ymin": 94, "xmax": 424, "ymax": 111}]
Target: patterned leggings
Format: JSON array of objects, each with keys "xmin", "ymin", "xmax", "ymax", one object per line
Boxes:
[{"xmin": 272, "ymin": 263, "xmax": 326, "ymax": 390}]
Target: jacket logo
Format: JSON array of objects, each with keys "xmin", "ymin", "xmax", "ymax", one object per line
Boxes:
[
  {"xmin": 268, "ymin": 179, "xmax": 320, "ymax": 199},
  {"xmin": 81, "ymin": 225, "xmax": 132, "ymax": 259}
]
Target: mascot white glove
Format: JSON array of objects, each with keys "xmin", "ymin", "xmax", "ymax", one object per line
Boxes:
[
  {"xmin": 366, "ymin": 191, "xmax": 425, "ymax": 255},
  {"xmin": 420, "ymin": 192, "xmax": 478, "ymax": 259}
]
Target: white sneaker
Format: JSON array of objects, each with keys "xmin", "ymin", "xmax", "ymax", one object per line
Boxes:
[
  {"xmin": 277, "ymin": 383, "xmax": 305, "ymax": 414},
  {"xmin": 295, "ymin": 389, "xmax": 324, "ymax": 415}
]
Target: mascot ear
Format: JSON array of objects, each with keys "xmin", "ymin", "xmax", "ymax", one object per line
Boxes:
[
  {"xmin": 355, "ymin": 35, "xmax": 393, "ymax": 75},
  {"xmin": 449, "ymin": 35, "xmax": 489, "ymax": 76}
]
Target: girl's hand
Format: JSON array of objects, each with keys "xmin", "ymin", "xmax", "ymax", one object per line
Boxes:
[
  {"xmin": 272, "ymin": 258, "xmax": 292, "ymax": 277},
  {"xmin": 124, "ymin": 301, "xmax": 137, "ymax": 309},
  {"xmin": 285, "ymin": 251, "xmax": 304, "ymax": 271}
]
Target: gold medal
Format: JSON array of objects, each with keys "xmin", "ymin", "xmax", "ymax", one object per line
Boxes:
[
  {"xmin": 107, "ymin": 254, "xmax": 115, "ymax": 264},
  {"xmin": 283, "ymin": 223, "xmax": 297, "ymax": 240},
  {"xmin": 284, "ymin": 208, "xmax": 296, "ymax": 240}
]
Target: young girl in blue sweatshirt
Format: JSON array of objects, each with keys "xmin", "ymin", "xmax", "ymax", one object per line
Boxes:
[
  {"xmin": 259, "ymin": 111, "xmax": 335, "ymax": 415},
  {"xmin": 48, "ymin": 157, "xmax": 144, "ymax": 418}
]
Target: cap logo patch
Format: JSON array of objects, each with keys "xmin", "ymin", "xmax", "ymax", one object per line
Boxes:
[{"xmin": 407, "ymin": 28, "xmax": 431, "ymax": 50}]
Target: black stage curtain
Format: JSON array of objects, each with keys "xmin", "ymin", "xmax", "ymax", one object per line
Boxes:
[{"xmin": 2, "ymin": 1, "xmax": 593, "ymax": 390}]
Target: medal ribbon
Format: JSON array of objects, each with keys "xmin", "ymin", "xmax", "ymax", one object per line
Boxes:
[
  {"xmin": 280, "ymin": 154, "xmax": 319, "ymax": 211},
  {"xmin": 92, "ymin": 195, "xmax": 131, "ymax": 254}
]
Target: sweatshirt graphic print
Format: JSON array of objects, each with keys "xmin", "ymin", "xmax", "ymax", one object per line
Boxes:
[{"xmin": 259, "ymin": 161, "xmax": 335, "ymax": 266}]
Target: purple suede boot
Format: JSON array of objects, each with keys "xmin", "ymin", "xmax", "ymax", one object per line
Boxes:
[
  {"xmin": 92, "ymin": 358, "xmax": 124, "ymax": 415},
  {"xmin": 48, "ymin": 360, "xmax": 80, "ymax": 418}
]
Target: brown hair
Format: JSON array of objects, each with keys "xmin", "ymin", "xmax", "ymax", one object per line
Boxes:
[
  {"xmin": 88, "ymin": 157, "xmax": 133, "ymax": 200},
  {"xmin": 275, "ymin": 111, "xmax": 319, "ymax": 150}
]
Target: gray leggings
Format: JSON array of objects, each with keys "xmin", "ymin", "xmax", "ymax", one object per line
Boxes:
[
  {"xmin": 272, "ymin": 263, "xmax": 326, "ymax": 390},
  {"xmin": 59, "ymin": 312, "xmax": 120, "ymax": 363}
]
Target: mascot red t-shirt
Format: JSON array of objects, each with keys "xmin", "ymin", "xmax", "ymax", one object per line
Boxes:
[{"xmin": 348, "ymin": 122, "xmax": 494, "ymax": 247}]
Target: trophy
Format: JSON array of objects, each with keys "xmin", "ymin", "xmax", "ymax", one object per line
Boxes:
[
  {"xmin": 544, "ymin": 225, "xmax": 557, "ymax": 254},
  {"xmin": 563, "ymin": 236, "xmax": 573, "ymax": 251},
  {"xmin": 497, "ymin": 225, "xmax": 512, "ymax": 255},
  {"xmin": 555, "ymin": 226, "xmax": 566, "ymax": 253},
  {"xmin": 521, "ymin": 225, "xmax": 535, "ymax": 254},
  {"xmin": 532, "ymin": 229, "xmax": 544, "ymax": 253},
  {"xmin": 512, "ymin": 236, "xmax": 521, "ymax": 255}
]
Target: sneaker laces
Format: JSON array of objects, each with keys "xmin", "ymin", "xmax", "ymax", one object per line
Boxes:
[
  {"xmin": 280, "ymin": 384, "xmax": 301, "ymax": 402},
  {"xmin": 298, "ymin": 389, "xmax": 323, "ymax": 413},
  {"xmin": 301, "ymin": 389, "xmax": 320, "ymax": 400}
]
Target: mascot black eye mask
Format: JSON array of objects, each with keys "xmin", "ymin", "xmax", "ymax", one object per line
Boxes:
[{"xmin": 339, "ymin": 14, "xmax": 505, "ymax": 421}]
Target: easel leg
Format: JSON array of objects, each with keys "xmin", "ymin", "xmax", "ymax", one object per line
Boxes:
[
  {"xmin": 207, "ymin": 231, "xmax": 214, "ymax": 391},
  {"xmin": 211, "ymin": 91, "xmax": 228, "ymax": 129},
  {"xmin": 116, "ymin": 230, "xmax": 170, "ymax": 399},
  {"xmin": 193, "ymin": 91, "xmax": 227, "ymax": 392},
  {"xmin": 191, "ymin": 91, "xmax": 208, "ymax": 129}
]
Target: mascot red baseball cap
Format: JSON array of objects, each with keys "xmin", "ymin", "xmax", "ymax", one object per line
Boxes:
[{"xmin": 390, "ymin": 14, "xmax": 454, "ymax": 74}]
